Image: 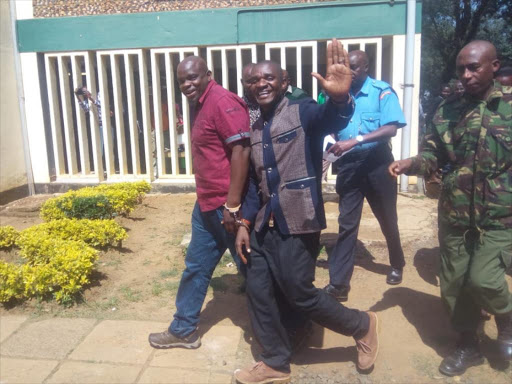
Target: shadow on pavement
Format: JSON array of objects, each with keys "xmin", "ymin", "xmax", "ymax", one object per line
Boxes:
[
  {"xmin": 369, "ymin": 286, "xmax": 455, "ymax": 358},
  {"xmin": 318, "ymin": 233, "xmax": 389, "ymax": 276},
  {"xmin": 198, "ymin": 273, "xmax": 260, "ymax": 359},
  {"xmin": 294, "ymin": 346, "xmax": 355, "ymax": 366},
  {"xmin": 413, "ymin": 247, "xmax": 440, "ymax": 287}
]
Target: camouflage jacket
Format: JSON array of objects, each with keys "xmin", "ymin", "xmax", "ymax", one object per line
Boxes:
[{"xmin": 408, "ymin": 82, "xmax": 512, "ymax": 230}]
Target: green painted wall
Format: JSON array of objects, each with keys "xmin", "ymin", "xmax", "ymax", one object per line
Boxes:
[{"xmin": 17, "ymin": 0, "xmax": 422, "ymax": 53}]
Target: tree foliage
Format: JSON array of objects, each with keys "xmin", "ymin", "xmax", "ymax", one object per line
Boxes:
[{"xmin": 421, "ymin": 0, "xmax": 512, "ymax": 94}]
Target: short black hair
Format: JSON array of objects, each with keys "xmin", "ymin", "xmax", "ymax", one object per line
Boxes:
[{"xmin": 255, "ymin": 60, "xmax": 284, "ymax": 82}]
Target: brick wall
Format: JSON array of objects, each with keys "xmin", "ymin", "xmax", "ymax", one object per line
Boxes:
[{"xmin": 33, "ymin": 0, "xmax": 337, "ymax": 18}]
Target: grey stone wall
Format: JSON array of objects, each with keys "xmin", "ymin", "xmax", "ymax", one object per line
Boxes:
[{"xmin": 33, "ymin": 0, "xmax": 336, "ymax": 18}]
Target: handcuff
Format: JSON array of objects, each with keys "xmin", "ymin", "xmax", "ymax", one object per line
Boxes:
[{"xmin": 224, "ymin": 203, "xmax": 251, "ymax": 231}]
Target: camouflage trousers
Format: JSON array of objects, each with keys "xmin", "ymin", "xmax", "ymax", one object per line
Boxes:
[{"xmin": 439, "ymin": 226, "xmax": 512, "ymax": 332}]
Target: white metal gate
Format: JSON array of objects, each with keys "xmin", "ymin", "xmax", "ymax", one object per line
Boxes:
[
  {"xmin": 150, "ymin": 47, "xmax": 198, "ymax": 180},
  {"xmin": 96, "ymin": 49, "xmax": 153, "ymax": 181},
  {"xmin": 45, "ymin": 52, "xmax": 102, "ymax": 182},
  {"xmin": 42, "ymin": 37, "xmax": 384, "ymax": 185},
  {"xmin": 338, "ymin": 37, "xmax": 383, "ymax": 80},
  {"xmin": 265, "ymin": 41, "xmax": 318, "ymax": 100},
  {"xmin": 206, "ymin": 45, "xmax": 257, "ymax": 98}
]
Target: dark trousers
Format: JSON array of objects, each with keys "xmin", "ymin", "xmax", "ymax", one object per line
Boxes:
[
  {"xmin": 246, "ymin": 226, "xmax": 369, "ymax": 372},
  {"xmin": 329, "ymin": 144, "xmax": 405, "ymax": 288}
]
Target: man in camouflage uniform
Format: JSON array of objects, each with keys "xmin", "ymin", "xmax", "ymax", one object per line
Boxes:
[{"xmin": 389, "ymin": 40, "xmax": 512, "ymax": 376}]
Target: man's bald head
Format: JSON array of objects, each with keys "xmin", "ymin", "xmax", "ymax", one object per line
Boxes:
[
  {"xmin": 348, "ymin": 50, "xmax": 369, "ymax": 90},
  {"xmin": 349, "ymin": 50, "xmax": 369, "ymax": 68},
  {"xmin": 241, "ymin": 63, "xmax": 255, "ymax": 100},
  {"xmin": 458, "ymin": 40, "xmax": 497, "ymax": 63},
  {"xmin": 282, "ymin": 69, "xmax": 291, "ymax": 87},
  {"xmin": 177, "ymin": 56, "xmax": 211, "ymax": 103},
  {"xmin": 242, "ymin": 63, "xmax": 255, "ymax": 81},
  {"xmin": 456, "ymin": 40, "xmax": 500, "ymax": 99},
  {"xmin": 177, "ymin": 55, "xmax": 208, "ymax": 74}
]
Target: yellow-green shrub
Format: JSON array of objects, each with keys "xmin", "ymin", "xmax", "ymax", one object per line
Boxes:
[
  {"xmin": 95, "ymin": 181, "xmax": 151, "ymax": 195},
  {"xmin": 0, "ymin": 238, "xmax": 98, "ymax": 304},
  {"xmin": 0, "ymin": 261, "xmax": 24, "ymax": 302},
  {"xmin": 0, "ymin": 226, "xmax": 20, "ymax": 249},
  {"xmin": 0, "ymin": 182, "xmax": 147, "ymax": 304},
  {"xmin": 18, "ymin": 219, "xmax": 127, "ymax": 249},
  {"xmin": 40, "ymin": 181, "xmax": 150, "ymax": 221},
  {"xmin": 39, "ymin": 198, "xmax": 67, "ymax": 221},
  {"xmin": 21, "ymin": 238, "xmax": 98, "ymax": 303}
]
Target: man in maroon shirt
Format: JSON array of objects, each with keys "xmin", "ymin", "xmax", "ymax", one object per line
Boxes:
[{"xmin": 149, "ymin": 56, "xmax": 250, "ymax": 349}]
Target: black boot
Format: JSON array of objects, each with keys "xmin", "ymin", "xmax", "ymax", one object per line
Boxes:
[
  {"xmin": 323, "ymin": 284, "xmax": 350, "ymax": 302},
  {"xmin": 495, "ymin": 311, "xmax": 512, "ymax": 360},
  {"xmin": 439, "ymin": 332, "xmax": 484, "ymax": 376}
]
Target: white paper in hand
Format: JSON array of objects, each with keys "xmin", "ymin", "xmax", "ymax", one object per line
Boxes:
[{"xmin": 323, "ymin": 143, "xmax": 355, "ymax": 163}]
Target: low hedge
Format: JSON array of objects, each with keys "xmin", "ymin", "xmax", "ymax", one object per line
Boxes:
[
  {"xmin": 40, "ymin": 181, "xmax": 151, "ymax": 221},
  {"xmin": 18, "ymin": 219, "xmax": 127, "ymax": 250},
  {"xmin": 0, "ymin": 218, "xmax": 126, "ymax": 303},
  {"xmin": 0, "ymin": 226, "xmax": 19, "ymax": 248},
  {"xmin": 0, "ymin": 181, "xmax": 149, "ymax": 304},
  {"xmin": 0, "ymin": 237, "xmax": 98, "ymax": 303}
]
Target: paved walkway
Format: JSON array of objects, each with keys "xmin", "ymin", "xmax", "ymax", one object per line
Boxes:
[{"xmin": 1, "ymin": 316, "xmax": 238, "ymax": 384}]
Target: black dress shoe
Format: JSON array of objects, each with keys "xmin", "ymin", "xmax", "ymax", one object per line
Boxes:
[
  {"xmin": 439, "ymin": 333, "xmax": 484, "ymax": 376},
  {"xmin": 323, "ymin": 284, "xmax": 350, "ymax": 302},
  {"xmin": 386, "ymin": 268, "xmax": 403, "ymax": 285}
]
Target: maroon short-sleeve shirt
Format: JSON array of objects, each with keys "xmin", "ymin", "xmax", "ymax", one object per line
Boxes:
[{"xmin": 191, "ymin": 80, "xmax": 250, "ymax": 212}]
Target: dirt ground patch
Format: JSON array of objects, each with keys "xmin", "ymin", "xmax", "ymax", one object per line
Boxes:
[{"xmin": 1, "ymin": 193, "xmax": 510, "ymax": 383}]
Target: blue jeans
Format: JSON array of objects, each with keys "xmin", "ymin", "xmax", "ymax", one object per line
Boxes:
[{"xmin": 170, "ymin": 202, "xmax": 245, "ymax": 337}]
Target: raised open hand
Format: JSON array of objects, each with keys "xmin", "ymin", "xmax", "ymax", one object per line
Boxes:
[{"xmin": 312, "ymin": 38, "xmax": 352, "ymax": 103}]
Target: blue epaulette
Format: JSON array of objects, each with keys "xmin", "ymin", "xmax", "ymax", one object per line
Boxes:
[
  {"xmin": 370, "ymin": 79, "xmax": 391, "ymax": 90},
  {"xmin": 371, "ymin": 79, "xmax": 399, "ymax": 97}
]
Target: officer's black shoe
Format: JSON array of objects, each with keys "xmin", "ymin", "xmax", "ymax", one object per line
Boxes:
[
  {"xmin": 439, "ymin": 333, "xmax": 484, "ymax": 376},
  {"xmin": 386, "ymin": 268, "xmax": 403, "ymax": 285},
  {"xmin": 496, "ymin": 312, "xmax": 512, "ymax": 360},
  {"xmin": 323, "ymin": 284, "xmax": 350, "ymax": 302}
]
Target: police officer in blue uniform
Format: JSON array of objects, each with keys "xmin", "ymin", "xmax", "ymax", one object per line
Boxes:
[{"xmin": 324, "ymin": 50, "xmax": 406, "ymax": 301}]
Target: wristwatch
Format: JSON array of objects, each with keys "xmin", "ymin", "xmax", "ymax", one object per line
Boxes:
[{"xmin": 355, "ymin": 135, "xmax": 364, "ymax": 145}]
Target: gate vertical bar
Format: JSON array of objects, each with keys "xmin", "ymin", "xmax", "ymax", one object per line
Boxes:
[
  {"xmin": 111, "ymin": 54, "xmax": 127, "ymax": 175},
  {"xmin": 236, "ymin": 49, "xmax": 243, "ymax": 97},
  {"xmin": 206, "ymin": 48, "xmax": 214, "ymax": 80},
  {"xmin": 97, "ymin": 54, "xmax": 115, "ymax": 177},
  {"xmin": 84, "ymin": 52, "xmax": 104, "ymax": 181},
  {"xmin": 179, "ymin": 51, "xmax": 192, "ymax": 175},
  {"xmin": 376, "ymin": 42, "xmax": 383, "ymax": 80},
  {"xmin": 57, "ymin": 56, "xmax": 78, "ymax": 175},
  {"xmin": 312, "ymin": 43, "xmax": 318, "ymax": 101},
  {"xmin": 221, "ymin": 49, "xmax": 228, "ymax": 89},
  {"xmin": 165, "ymin": 52, "xmax": 178, "ymax": 176},
  {"xmin": 45, "ymin": 56, "xmax": 65, "ymax": 177},
  {"xmin": 151, "ymin": 52, "xmax": 165, "ymax": 177},
  {"xmin": 71, "ymin": 55, "xmax": 90, "ymax": 175},
  {"xmin": 138, "ymin": 51, "xmax": 153, "ymax": 180},
  {"xmin": 296, "ymin": 48, "xmax": 302, "ymax": 89},
  {"xmin": 124, "ymin": 53, "xmax": 141, "ymax": 175}
]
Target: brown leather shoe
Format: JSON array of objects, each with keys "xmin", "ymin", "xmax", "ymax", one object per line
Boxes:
[
  {"xmin": 234, "ymin": 361, "xmax": 290, "ymax": 384},
  {"xmin": 355, "ymin": 311, "xmax": 379, "ymax": 370}
]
